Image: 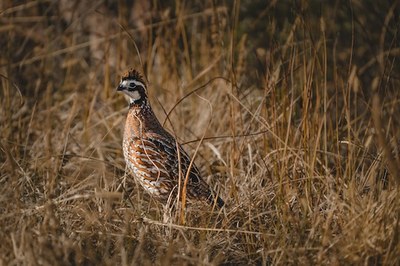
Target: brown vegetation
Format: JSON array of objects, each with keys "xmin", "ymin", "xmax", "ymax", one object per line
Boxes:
[{"xmin": 1, "ymin": 1, "xmax": 399, "ymax": 265}]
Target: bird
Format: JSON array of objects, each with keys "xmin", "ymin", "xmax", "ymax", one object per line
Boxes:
[{"xmin": 117, "ymin": 68, "xmax": 224, "ymax": 209}]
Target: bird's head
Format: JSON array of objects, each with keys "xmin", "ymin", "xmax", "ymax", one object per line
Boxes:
[{"xmin": 117, "ymin": 69, "xmax": 148, "ymax": 105}]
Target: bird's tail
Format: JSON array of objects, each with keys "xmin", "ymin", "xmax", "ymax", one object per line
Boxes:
[{"xmin": 207, "ymin": 192, "xmax": 225, "ymax": 208}]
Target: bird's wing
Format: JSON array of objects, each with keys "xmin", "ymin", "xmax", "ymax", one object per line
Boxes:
[
  {"xmin": 132, "ymin": 135, "xmax": 224, "ymax": 207},
  {"xmin": 126, "ymin": 137, "xmax": 173, "ymax": 189},
  {"xmin": 143, "ymin": 131, "xmax": 201, "ymax": 179}
]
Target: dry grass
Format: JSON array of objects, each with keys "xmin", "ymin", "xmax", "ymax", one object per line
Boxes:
[{"xmin": 1, "ymin": 1, "xmax": 400, "ymax": 265}]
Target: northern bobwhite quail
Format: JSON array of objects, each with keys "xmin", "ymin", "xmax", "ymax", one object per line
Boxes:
[{"xmin": 117, "ymin": 69, "xmax": 224, "ymax": 208}]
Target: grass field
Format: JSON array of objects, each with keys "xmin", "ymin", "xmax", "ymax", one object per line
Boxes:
[{"xmin": 1, "ymin": 1, "xmax": 400, "ymax": 265}]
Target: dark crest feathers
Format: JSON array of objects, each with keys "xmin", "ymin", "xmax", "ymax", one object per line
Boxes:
[{"xmin": 122, "ymin": 68, "xmax": 146, "ymax": 85}]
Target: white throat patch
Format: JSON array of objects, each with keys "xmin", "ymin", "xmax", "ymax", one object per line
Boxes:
[{"xmin": 130, "ymin": 90, "xmax": 141, "ymax": 101}]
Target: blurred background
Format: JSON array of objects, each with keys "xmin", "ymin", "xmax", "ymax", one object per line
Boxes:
[{"xmin": 1, "ymin": 1, "xmax": 400, "ymax": 265}]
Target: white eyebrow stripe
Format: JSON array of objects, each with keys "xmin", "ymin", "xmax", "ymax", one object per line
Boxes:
[
  {"xmin": 121, "ymin": 79, "xmax": 145, "ymax": 89},
  {"xmin": 120, "ymin": 80, "xmax": 130, "ymax": 87},
  {"xmin": 130, "ymin": 80, "xmax": 145, "ymax": 88}
]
